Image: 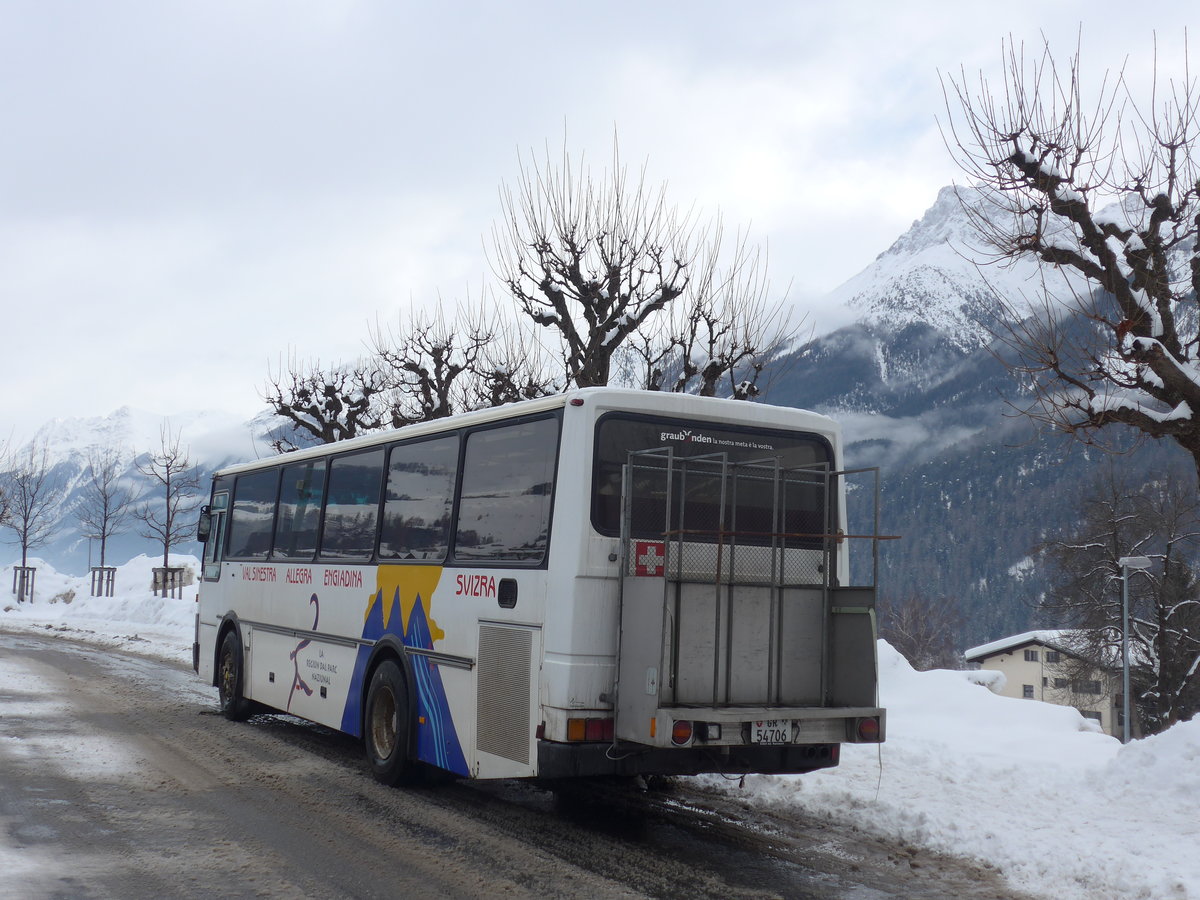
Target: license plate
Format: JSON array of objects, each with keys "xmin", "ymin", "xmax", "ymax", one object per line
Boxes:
[{"xmin": 752, "ymin": 719, "xmax": 791, "ymax": 744}]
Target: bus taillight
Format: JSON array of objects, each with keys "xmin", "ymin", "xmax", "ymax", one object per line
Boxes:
[
  {"xmin": 566, "ymin": 717, "xmax": 614, "ymax": 742},
  {"xmin": 671, "ymin": 720, "xmax": 693, "ymax": 745},
  {"xmin": 856, "ymin": 717, "xmax": 881, "ymax": 742}
]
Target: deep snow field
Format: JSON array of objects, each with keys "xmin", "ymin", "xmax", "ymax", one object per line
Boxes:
[{"xmin": 3, "ymin": 557, "xmax": 1197, "ymax": 900}]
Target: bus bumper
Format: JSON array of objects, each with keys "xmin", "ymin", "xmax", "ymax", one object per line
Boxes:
[{"xmin": 536, "ymin": 740, "xmax": 839, "ymax": 779}]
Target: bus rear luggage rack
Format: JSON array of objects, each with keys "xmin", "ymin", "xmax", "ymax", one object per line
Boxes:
[{"xmin": 615, "ymin": 451, "xmax": 889, "ymax": 753}]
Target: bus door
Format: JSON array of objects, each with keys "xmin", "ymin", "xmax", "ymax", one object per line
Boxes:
[{"xmin": 202, "ymin": 491, "xmax": 229, "ymax": 581}]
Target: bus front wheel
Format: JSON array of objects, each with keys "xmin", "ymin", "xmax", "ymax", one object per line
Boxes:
[
  {"xmin": 364, "ymin": 660, "xmax": 415, "ymax": 785},
  {"xmin": 217, "ymin": 629, "xmax": 253, "ymax": 722}
]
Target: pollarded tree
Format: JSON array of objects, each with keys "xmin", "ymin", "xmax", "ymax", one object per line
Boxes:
[
  {"xmin": 371, "ymin": 305, "xmax": 490, "ymax": 424},
  {"xmin": 370, "ymin": 302, "xmax": 554, "ymax": 425},
  {"xmin": 619, "ymin": 228, "xmax": 800, "ymax": 399},
  {"xmin": 262, "ymin": 356, "xmax": 392, "ymax": 453},
  {"xmin": 267, "ymin": 304, "xmax": 556, "ymax": 455},
  {"xmin": 467, "ymin": 317, "xmax": 558, "ymax": 409},
  {"xmin": 491, "ymin": 140, "xmax": 792, "ymax": 395},
  {"xmin": 943, "ymin": 35, "xmax": 1200, "ymax": 479}
]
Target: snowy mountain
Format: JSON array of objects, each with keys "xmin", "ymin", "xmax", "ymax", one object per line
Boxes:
[
  {"xmin": 28, "ymin": 406, "xmax": 272, "ymax": 472},
  {"xmin": 828, "ymin": 184, "xmax": 1044, "ymax": 354},
  {"xmin": 772, "ymin": 185, "xmax": 1196, "ymax": 645}
]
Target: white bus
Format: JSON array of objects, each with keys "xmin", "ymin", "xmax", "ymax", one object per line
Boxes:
[{"xmin": 194, "ymin": 388, "xmax": 885, "ymax": 784}]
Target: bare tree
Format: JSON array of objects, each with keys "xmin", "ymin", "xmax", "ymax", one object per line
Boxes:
[
  {"xmin": 371, "ymin": 303, "xmax": 554, "ymax": 424},
  {"xmin": 468, "ymin": 315, "xmax": 558, "ymax": 409},
  {"xmin": 265, "ymin": 305, "xmax": 556, "ymax": 455},
  {"xmin": 260, "ymin": 139, "xmax": 792, "ymax": 434},
  {"xmin": 372, "ymin": 306, "xmax": 488, "ymax": 423},
  {"xmin": 878, "ymin": 592, "xmax": 966, "ymax": 671},
  {"xmin": 262, "ymin": 356, "xmax": 392, "ymax": 453},
  {"xmin": 133, "ymin": 426, "xmax": 202, "ymax": 594},
  {"xmin": 1040, "ymin": 466, "xmax": 1200, "ymax": 733},
  {"xmin": 76, "ymin": 445, "xmax": 140, "ymax": 568},
  {"xmin": 942, "ymin": 34, "xmax": 1200, "ymax": 478},
  {"xmin": 621, "ymin": 231, "xmax": 800, "ymax": 398},
  {"xmin": 1, "ymin": 443, "xmax": 63, "ymax": 601},
  {"xmin": 491, "ymin": 139, "xmax": 792, "ymax": 395},
  {"xmin": 0, "ymin": 440, "xmax": 10, "ymax": 530}
]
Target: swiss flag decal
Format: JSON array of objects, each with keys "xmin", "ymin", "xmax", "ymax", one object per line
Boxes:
[{"xmin": 634, "ymin": 541, "xmax": 666, "ymax": 577}]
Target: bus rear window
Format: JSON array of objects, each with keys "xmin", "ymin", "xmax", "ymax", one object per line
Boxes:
[{"xmin": 591, "ymin": 414, "xmax": 831, "ymax": 543}]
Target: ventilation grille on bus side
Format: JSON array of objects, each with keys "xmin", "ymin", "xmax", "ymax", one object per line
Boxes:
[{"xmin": 476, "ymin": 624, "xmax": 533, "ymax": 765}]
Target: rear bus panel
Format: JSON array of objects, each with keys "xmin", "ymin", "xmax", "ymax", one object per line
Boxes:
[{"xmin": 535, "ymin": 399, "xmax": 886, "ymax": 779}]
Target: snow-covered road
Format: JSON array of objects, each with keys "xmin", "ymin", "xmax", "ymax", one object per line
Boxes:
[
  {"xmin": 3, "ymin": 557, "xmax": 1199, "ymax": 899},
  {"xmin": 1, "ymin": 630, "xmax": 1022, "ymax": 899}
]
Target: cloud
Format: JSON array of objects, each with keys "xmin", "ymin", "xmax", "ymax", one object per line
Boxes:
[{"xmin": 1, "ymin": 0, "xmax": 1196, "ymax": 439}]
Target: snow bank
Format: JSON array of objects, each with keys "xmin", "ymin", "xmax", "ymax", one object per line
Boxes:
[
  {"xmin": 1110, "ymin": 717, "xmax": 1200, "ymax": 797},
  {"xmin": 1, "ymin": 555, "xmax": 198, "ymax": 662},
  {"xmin": 719, "ymin": 643, "xmax": 1197, "ymax": 900}
]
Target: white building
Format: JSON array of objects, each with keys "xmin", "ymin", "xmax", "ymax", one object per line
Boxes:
[{"xmin": 964, "ymin": 630, "xmax": 1133, "ymax": 739}]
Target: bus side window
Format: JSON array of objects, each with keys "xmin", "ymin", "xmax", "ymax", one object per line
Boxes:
[
  {"xmin": 227, "ymin": 469, "xmax": 281, "ymax": 560},
  {"xmin": 454, "ymin": 417, "xmax": 558, "ymax": 563},
  {"xmin": 274, "ymin": 459, "xmax": 327, "ymax": 560},
  {"xmin": 380, "ymin": 435, "xmax": 458, "ymax": 561},
  {"xmin": 320, "ymin": 449, "xmax": 386, "ymax": 560}
]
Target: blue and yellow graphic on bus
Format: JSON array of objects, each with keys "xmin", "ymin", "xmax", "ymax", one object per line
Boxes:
[{"xmin": 340, "ymin": 566, "xmax": 468, "ymax": 776}]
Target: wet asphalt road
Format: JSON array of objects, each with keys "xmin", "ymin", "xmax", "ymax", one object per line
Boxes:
[{"xmin": 0, "ymin": 628, "xmax": 1030, "ymax": 899}]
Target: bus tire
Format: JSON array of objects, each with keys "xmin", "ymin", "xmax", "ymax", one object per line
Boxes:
[
  {"xmin": 217, "ymin": 629, "xmax": 253, "ymax": 722},
  {"xmin": 364, "ymin": 659, "xmax": 415, "ymax": 786}
]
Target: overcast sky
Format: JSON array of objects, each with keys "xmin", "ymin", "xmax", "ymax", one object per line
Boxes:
[{"xmin": 2, "ymin": 1, "xmax": 1195, "ymax": 444}]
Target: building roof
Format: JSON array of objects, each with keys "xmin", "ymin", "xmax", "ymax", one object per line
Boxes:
[
  {"xmin": 963, "ymin": 629, "xmax": 1079, "ymax": 662},
  {"xmin": 965, "ymin": 629, "xmax": 1140, "ymax": 671}
]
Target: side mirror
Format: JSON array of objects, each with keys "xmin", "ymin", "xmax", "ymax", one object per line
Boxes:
[{"xmin": 196, "ymin": 506, "xmax": 212, "ymax": 543}]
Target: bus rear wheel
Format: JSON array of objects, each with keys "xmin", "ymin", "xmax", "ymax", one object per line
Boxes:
[
  {"xmin": 364, "ymin": 660, "xmax": 415, "ymax": 785},
  {"xmin": 217, "ymin": 629, "xmax": 253, "ymax": 722}
]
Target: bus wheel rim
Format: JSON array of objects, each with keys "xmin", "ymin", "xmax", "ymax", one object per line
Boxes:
[{"xmin": 371, "ymin": 688, "xmax": 397, "ymax": 758}]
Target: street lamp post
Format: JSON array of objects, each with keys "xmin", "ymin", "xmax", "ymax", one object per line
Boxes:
[{"xmin": 1117, "ymin": 555, "xmax": 1152, "ymax": 743}]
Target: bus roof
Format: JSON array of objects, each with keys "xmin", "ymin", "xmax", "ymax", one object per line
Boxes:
[{"xmin": 215, "ymin": 388, "xmax": 838, "ymax": 478}]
